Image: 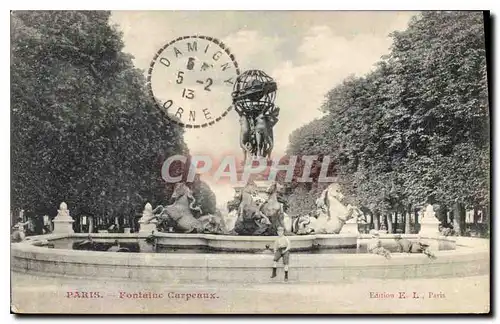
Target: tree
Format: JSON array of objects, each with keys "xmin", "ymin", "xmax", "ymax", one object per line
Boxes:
[
  {"xmin": 190, "ymin": 176, "xmax": 217, "ymax": 216},
  {"xmin": 11, "ymin": 11, "xmax": 190, "ymax": 223},
  {"xmin": 286, "ymin": 11, "xmax": 489, "ymax": 235},
  {"xmin": 387, "ymin": 11, "xmax": 489, "ymax": 234},
  {"xmin": 283, "ymin": 117, "xmax": 337, "ymax": 216}
]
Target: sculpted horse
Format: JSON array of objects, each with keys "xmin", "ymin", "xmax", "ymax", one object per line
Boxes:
[
  {"xmin": 308, "ymin": 184, "xmax": 360, "ymax": 234},
  {"xmin": 154, "ymin": 183, "xmax": 203, "ymax": 233},
  {"xmin": 150, "ymin": 183, "xmax": 227, "ymax": 234},
  {"xmin": 233, "ymin": 184, "xmax": 271, "ymax": 235},
  {"xmin": 259, "ymin": 182, "xmax": 284, "ymax": 235}
]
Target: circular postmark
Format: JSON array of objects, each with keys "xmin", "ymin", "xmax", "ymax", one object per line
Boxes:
[{"xmin": 147, "ymin": 35, "xmax": 240, "ymax": 128}]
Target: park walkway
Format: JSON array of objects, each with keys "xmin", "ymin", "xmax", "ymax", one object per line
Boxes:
[{"xmin": 11, "ymin": 271, "xmax": 489, "ymax": 314}]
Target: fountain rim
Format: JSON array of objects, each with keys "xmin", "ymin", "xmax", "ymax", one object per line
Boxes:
[
  {"xmin": 15, "ymin": 231, "xmax": 462, "ymax": 242},
  {"xmin": 11, "ymin": 233, "xmax": 489, "ymax": 283},
  {"xmin": 11, "ymin": 232, "xmax": 483, "ymax": 255}
]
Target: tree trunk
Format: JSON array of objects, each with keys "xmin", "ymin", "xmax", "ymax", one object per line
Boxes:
[
  {"xmin": 387, "ymin": 213, "xmax": 393, "ymax": 234},
  {"xmin": 483, "ymin": 206, "xmax": 490, "ymax": 237},
  {"xmin": 369, "ymin": 212, "xmax": 374, "ymax": 232},
  {"xmin": 380, "ymin": 214, "xmax": 387, "ymax": 232},
  {"xmin": 473, "ymin": 208, "xmax": 479, "ymax": 225},
  {"xmin": 405, "ymin": 205, "xmax": 411, "ymax": 234},
  {"xmin": 394, "ymin": 211, "xmax": 398, "ymax": 233},
  {"xmin": 414, "ymin": 209, "xmax": 419, "ymax": 233},
  {"xmin": 374, "ymin": 211, "xmax": 380, "ymax": 231},
  {"xmin": 460, "ymin": 206, "xmax": 466, "ymax": 235},
  {"xmin": 439, "ymin": 205, "xmax": 448, "ymax": 227},
  {"xmin": 453, "ymin": 202, "xmax": 466, "ymax": 236},
  {"xmin": 452, "ymin": 202, "xmax": 460, "ymax": 235}
]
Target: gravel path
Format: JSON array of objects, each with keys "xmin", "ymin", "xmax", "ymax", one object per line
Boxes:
[{"xmin": 10, "ymin": 271, "xmax": 489, "ymax": 314}]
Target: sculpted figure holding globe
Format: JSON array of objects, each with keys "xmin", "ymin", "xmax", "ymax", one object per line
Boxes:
[{"xmin": 232, "ymin": 70, "xmax": 280, "ymax": 163}]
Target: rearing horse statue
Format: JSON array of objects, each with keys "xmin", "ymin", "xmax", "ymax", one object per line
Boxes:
[
  {"xmin": 302, "ymin": 184, "xmax": 361, "ymax": 234},
  {"xmin": 155, "ymin": 183, "xmax": 204, "ymax": 233},
  {"xmin": 260, "ymin": 182, "xmax": 284, "ymax": 235},
  {"xmin": 233, "ymin": 184, "xmax": 271, "ymax": 235}
]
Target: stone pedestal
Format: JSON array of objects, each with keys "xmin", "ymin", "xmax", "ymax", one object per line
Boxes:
[
  {"xmin": 419, "ymin": 218, "xmax": 441, "ymax": 251},
  {"xmin": 52, "ymin": 202, "xmax": 74, "ymax": 234},
  {"xmin": 419, "ymin": 204, "xmax": 441, "ymax": 237},
  {"xmin": 138, "ymin": 203, "xmax": 158, "ymax": 233},
  {"xmin": 418, "ymin": 204, "xmax": 441, "ymax": 251},
  {"xmin": 419, "ymin": 217, "xmax": 441, "ymax": 237},
  {"xmin": 139, "ymin": 220, "xmax": 158, "ymax": 233},
  {"xmin": 340, "ymin": 218, "xmax": 359, "ymax": 235}
]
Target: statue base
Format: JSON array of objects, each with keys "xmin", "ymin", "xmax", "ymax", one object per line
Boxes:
[
  {"xmin": 418, "ymin": 216, "xmax": 441, "ymax": 251},
  {"xmin": 138, "ymin": 219, "xmax": 158, "ymax": 233},
  {"xmin": 52, "ymin": 203, "xmax": 75, "ymax": 234},
  {"xmin": 340, "ymin": 218, "xmax": 359, "ymax": 235},
  {"xmin": 419, "ymin": 216, "xmax": 440, "ymax": 237},
  {"xmin": 52, "ymin": 217, "xmax": 74, "ymax": 234}
]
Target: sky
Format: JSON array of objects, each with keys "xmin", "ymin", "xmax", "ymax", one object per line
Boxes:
[{"xmin": 110, "ymin": 11, "xmax": 417, "ymax": 205}]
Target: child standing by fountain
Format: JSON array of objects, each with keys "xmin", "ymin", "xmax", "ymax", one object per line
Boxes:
[{"xmin": 271, "ymin": 226, "xmax": 290, "ymax": 281}]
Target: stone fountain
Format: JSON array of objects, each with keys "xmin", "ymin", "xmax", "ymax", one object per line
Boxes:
[
  {"xmin": 10, "ymin": 68, "xmax": 481, "ymax": 285},
  {"xmin": 11, "ymin": 196, "xmax": 487, "ymax": 285}
]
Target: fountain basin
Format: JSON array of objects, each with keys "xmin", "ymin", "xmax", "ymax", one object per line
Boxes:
[
  {"xmin": 11, "ymin": 233, "xmax": 488, "ymax": 283},
  {"xmin": 150, "ymin": 232, "xmax": 359, "ymax": 251}
]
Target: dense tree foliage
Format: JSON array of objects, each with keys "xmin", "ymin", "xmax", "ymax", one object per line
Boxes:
[
  {"xmin": 285, "ymin": 117, "xmax": 335, "ymax": 216},
  {"xmin": 11, "ymin": 11, "xmax": 216, "ymax": 225},
  {"xmin": 190, "ymin": 175, "xmax": 217, "ymax": 216},
  {"xmin": 287, "ymin": 12, "xmax": 489, "ymax": 234}
]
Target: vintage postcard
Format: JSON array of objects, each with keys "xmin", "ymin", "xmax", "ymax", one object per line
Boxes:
[{"xmin": 10, "ymin": 10, "xmax": 491, "ymax": 314}]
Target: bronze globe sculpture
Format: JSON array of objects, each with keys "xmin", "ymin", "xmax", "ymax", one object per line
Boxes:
[{"xmin": 232, "ymin": 70, "xmax": 280, "ymax": 163}]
